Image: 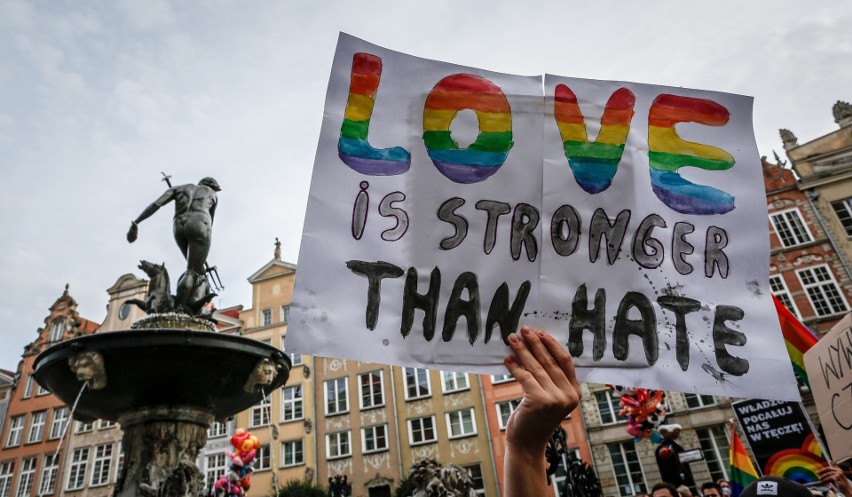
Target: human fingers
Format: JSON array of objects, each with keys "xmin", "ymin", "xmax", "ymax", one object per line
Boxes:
[
  {"xmin": 538, "ymin": 331, "xmax": 582, "ymax": 395},
  {"xmin": 518, "ymin": 327, "xmax": 571, "ymax": 390},
  {"xmin": 503, "ymin": 343, "xmax": 544, "ymax": 397},
  {"xmin": 510, "ymin": 326, "xmax": 557, "ymax": 389}
]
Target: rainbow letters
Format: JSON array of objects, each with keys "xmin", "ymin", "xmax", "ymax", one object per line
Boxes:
[
  {"xmin": 648, "ymin": 94, "xmax": 736, "ymax": 215},
  {"xmin": 422, "ymin": 74, "xmax": 514, "ymax": 184},
  {"xmin": 338, "ymin": 53, "xmax": 411, "ymax": 175},
  {"xmin": 554, "ymin": 85, "xmax": 635, "ymax": 193}
]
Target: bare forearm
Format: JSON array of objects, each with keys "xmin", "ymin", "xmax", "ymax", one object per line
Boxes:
[{"xmin": 504, "ymin": 444, "xmax": 549, "ymax": 497}]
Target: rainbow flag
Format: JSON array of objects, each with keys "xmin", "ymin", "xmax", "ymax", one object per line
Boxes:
[
  {"xmin": 772, "ymin": 295, "xmax": 819, "ymax": 388},
  {"xmin": 730, "ymin": 424, "xmax": 759, "ymax": 497}
]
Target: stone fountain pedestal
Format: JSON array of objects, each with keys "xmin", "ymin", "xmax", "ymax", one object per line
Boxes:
[{"xmin": 34, "ymin": 316, "xmax": 291, "ymax": 497}]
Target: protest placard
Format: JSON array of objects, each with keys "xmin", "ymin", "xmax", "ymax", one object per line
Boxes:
[
  {"xmin": 804, "ymin": 313, "xmax": 852, "ymax": 462},
  {"xmin": 732, "ymin": 399, "xmax": 828, "ymax": 482},
  {"xmin": 287, "ymin": 32, "xmax": 800, "ymax": 401}
]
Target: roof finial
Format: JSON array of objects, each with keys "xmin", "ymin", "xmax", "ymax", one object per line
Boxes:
[
  {"xmin": 63, "ymin": 283, "xmax": 70, "ymax": 296},
  {"xmin": 274, "ymin": 238, "xmax": 281, "ymax": 260}
]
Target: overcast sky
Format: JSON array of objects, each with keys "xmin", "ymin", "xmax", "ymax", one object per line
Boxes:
[{"xmin": 1, "ymin": 1, "xmax": 850, "ymax": 372}]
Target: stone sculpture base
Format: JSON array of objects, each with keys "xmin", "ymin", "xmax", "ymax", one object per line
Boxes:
[{"xmin": 115, "ymin": 406, "xmax": 213, "ymax": 497}]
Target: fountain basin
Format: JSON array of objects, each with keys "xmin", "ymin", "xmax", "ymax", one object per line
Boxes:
[{"xmin": 34, "ymin": 329, "xmax": 291, "ymax": 421}]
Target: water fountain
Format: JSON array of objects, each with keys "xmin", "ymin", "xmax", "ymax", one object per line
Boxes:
[{"xmin": 33, "ymin": 177, "xmax": 291, "ymax": 497}]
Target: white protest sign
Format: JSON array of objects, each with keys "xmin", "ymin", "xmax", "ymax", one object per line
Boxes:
[
  {"xmin": 288, "ymin": 33, "xmax": 800, "ymax": 401},
  {"xmin": 804, "ymin": 313, "xmax": 852, "ymax": 462}
]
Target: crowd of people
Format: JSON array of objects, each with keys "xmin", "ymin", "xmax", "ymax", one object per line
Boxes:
[{"xmin": 501, "ymin": 326, "xmax": 852, "ymax": 497}]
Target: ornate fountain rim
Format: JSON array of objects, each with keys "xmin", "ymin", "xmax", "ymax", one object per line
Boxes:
[{"xmin": 34, "ymin": 329, "xmax": 291, "ymax": 422}]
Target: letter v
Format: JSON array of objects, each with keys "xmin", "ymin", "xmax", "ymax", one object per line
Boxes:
[
  {"xmin": 554, "ymin": 85, "xmax": 635, "ymax": 193},
  {"xmin": 338, "ymin": 53, "xmax": 411, "ymax": 175}
]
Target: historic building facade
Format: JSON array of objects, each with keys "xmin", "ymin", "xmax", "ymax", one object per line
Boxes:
[
  {"xmin": 777, "ymin": 100, "xmax": 852, "ymax": 333},
  {"xmin": 0, "ymin": 286, "xmax": 99, "ymax": 497}
]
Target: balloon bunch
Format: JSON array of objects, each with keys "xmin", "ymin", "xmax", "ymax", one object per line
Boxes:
[
  {"xmin": 607, "ymin": 385, "xmax": 668, "ymax": 442},
  {"xmin": 213, "ymin": 429, "xmax": 260, "ymax": 497}
]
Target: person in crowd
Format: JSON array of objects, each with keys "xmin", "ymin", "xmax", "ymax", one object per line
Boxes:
[
  {"xmin": 501, "ymin": 325, "xmax": 582, "ymax": 497},
  {"xmin": 702, "ymin": 481, "xmax": 724, "ymax": 497},
  {"xmin": 652, "ymin": 482, "xmax": 681, "ymax": 497},
  {"xmin": 717, "ymin": 480, "xmax": 731, "ymax": 496},
  {"xmin": 740, "ymin": 476, "xmax": 811, "ymax": 497},
  {"xmin": 678, "ymin": 484, "xmax": 695, "ymax": 497},
  {"xmin": 819, "ymin": 462, "xmax": 852, "ymax": 497}
]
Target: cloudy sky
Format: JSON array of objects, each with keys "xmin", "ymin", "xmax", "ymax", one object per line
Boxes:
[{"xmin": 1, "ymin": 1, "xmax": 850, "ymax": 371}]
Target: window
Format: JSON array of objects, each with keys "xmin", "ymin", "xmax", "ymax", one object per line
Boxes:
[
  {"xmin": 409, "ymin": 416, "xmax": 437, "ymax": 445},
  {"xmin": 75, "ymin": 420, "xmax": 94, "ymax": 433},
  {"xmin": 359, "ymin": 371, "xmax": 384, "ymax": 409},
  {"xmin": 262, "ymin": 309, "xmax": 273, "ymax": 326},
  {"xmin": 99, "ymin": 419, "xmax": 115, "ymax": 429},
  {"xmin": 441, "ymin": 371, "xmax": 469, "ymax": 393},
  {"xmin": 115, "ymin": 444, "xmax": 125, "ymax": 484},
  {"xmin": 770, "ymin": 209, "xmax": 813, "ymax": 247},
  {"xmin": 362, "ymin": 424, "xmax": 388, "ymax": 453},
  {"xmin": 15, "ymin": 458, "xmax": 36, "ymax": 497},
  {"xmin": 325, "ymin": 377, "xmax": 349, "ymax": 415},
  {"xmin": 769, "ymin": 275, "xmax": 800, "ymax": 318},
  {"xmin": 205, "ymin": 453, "xmax": 226, "ymax": 493},
  {"xmin": 462, "ymin": 464, "xmax": 486, "ymax": 497},
  {"xmin": 831, "ymin": 198, "xmax": 852, "ymax": 236},
  {"xmin": 27, "ymin": 411, "xmax": 46, "ymax": 443},
  {"xmin": 281, "ymin": 440, "xmax": 304, "ymax": 467},
  {"xmin": 327, "ymin": 431, "xmax": 351, "ymax": 459},
  {"xmin": 48, "ymin": 321, "xmax": 64, "ymax": 342},
  {"xmin": 39, "ymin": 453, "xmax": 60, "ymax": 495},
  {"xmin": 281, "ymin": 305, "xmax": 290, "ymax": 324},
  {"xmin": 5, "ymin": 416, "xmax": 24, "ymax": 447},
  {"xmin": 685, "ymin": 393, "xmax": 717, "ymax": 409},
  {"xmin": 208, "ymin": 421, "xmax": 228, "ymax": 438},
  {"xmin": 496, "ymin": 399, "xmax": 522, "ymax": 430},
  {"xmin": 0, "ymin": 461, "xmax": 13, "ymax": 497},
  {"xmin": 404, "ymin": 368, "xmax": 430, "ymax": 400},
  {"xmin": 595, "ymin": 390, "xmax": 624, "ymax": 425},
  {"xmin": 0, "ymin": 461, "xmax": 12, "ymax": 497},
  {"xmin": 797, "ymin": 265, "xmax": 849, "ymax": 317},
  {"xmin": 250, "ymin": 396, "xmax": 271, "ymax": 427},
  {"xmin": 608, "ymin": 441, "xmax": 646, "ymax": 497},
  {"xmin": 697, "ymin": 425, "xmax": 730, "ymax": 482},
  {"xmin": 36, "ymin": 384, "xmax": 49, "ymax": 396},
  {"xmin": 254, "ymin": 445, "xmax": 271, "ymax": 471},
  {"xmin": 49, "ymin": 408, "xmax": 68, "ymax": 440},
  {"xmin": 490, "ymin": 373, "xmax": 514, "ymax": 384},
  {"xmin": 446, "ymin": 408, "xmax": 476, "ymax": 438},
  {"xmin": 66, "ymin": 448, "xmax": 89, "ymax": 491},
  {"xmin": 282, "ymin": 385, "xmax": 304, "ymax": 422},
  {"xmin": 289, "ymin": 353, "xmax": 303, "ymax": 366},
  {"xmin": 90, "ymin": 443, "xmax": 113, "ymax": 486},
  {"xmin": 23, "ymin": 375, "xmax": 34, "ymax": 399}
]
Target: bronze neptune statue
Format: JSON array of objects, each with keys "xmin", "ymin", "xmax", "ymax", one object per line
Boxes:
[{"xmin": 127, "ymin": 176, "xmax": 221, "ymax": 316}]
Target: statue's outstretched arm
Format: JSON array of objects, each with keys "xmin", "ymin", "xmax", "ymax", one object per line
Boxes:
[{"xmin": 127, "ymin": 189, "xmax": 175, "ymax": 243}]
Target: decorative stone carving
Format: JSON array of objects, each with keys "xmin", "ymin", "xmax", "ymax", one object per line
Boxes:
[
  {"xmin": 68, "ymin": 351, "xmax": 107, "ymax": 390},
  {"xmin": 243, "ymin": 358, "xmax": 280, "ymax": 393},
  {"xmin": 449, "ymin": 438, "xmax": 480, "ymax": 458},
  {"xmin": 833, "ymin": 100, "xmax": 852, "ymax": 127},
  {"xmin": 303, "ymin": 365, "xmax": 311, "ymax": 378},
  {"xmin": 793, "ymin": 254, "xmax": 823, "ymax": 266},
  {"xmin": 304, "ymin": 466, "xmax": 315, "ymax": 483},
  {"xmin": 365, "ymin": 473, "xmax": 393, "ymax": 491},
  {"xmin": 408, "ymin": 457, "xmax": 477, "ymax": 497},
  {"xmin": 304, "ymin": 418, "xmax": 313, "ymax": 434},
  {"xmin": 408, "ymin": 399, "xmax": 434, "ymax": 416},
  {"xmin": 779, "ymin": 129, "xmax": 798, "ymax": 149}
]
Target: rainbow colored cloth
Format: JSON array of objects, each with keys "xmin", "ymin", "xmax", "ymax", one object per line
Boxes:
[
  {"xmin": 729, "ymin": 425, "xmax": 759, "ymax": 497},
  {"xmin": 772, "ymin": 295, "xmax": 819, "ymax": 387}
]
